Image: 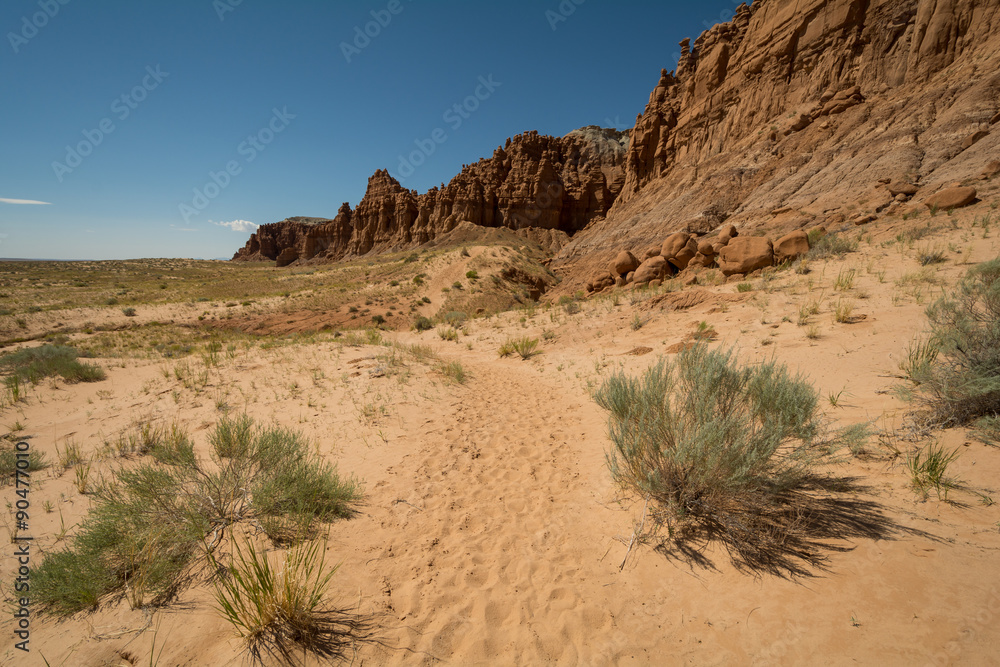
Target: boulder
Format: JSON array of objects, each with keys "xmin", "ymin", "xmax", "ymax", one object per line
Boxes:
[
  {"xmin": 712, "ymin": 242, "xmax": 728, "ymax": 254},
  {"xmin": 981, "ymin": 160, "xmax": 1000, "ymax": 180},
  {"xmin": 717, "ymin": 225, "xmax": 738, "ymax": 242},
  {"xmin": 888, "ymin": 181, "xmax": 918, "ymax": 197},
  {"xmin": 642, "ymin": 245, "xmax": 662, "ymax": 260},
  {"xmin": 669, "ymin": 238, "xmax": 700, "ymax": 271},
  {"xmin": 697, "ymin": 238, "xmax": 716, "ymax": 255},
  {"xmin": 587, "ymin": 272, "xmax": 614, "ymax": 293},
  {"xmin": 688, "ymin": 252, "xmax": 714, "ymax": 269},
  {"xmin": 718, "ymin": 237, "xmax": 774, "ymax": 276},
  {"xmin": 633, "ymin": 256, "xmax": 668, "ymax": 284},
  {"xmin": 923, "ymin": 187, "xmax": 977, "ymax": 211},
  {"xmin": 661, "ymin": 232, "xmax": 691, "ymax": 259},
  {"xmin": 626, "ymin": 271, "xmax": 636, "ymax": 284},
  {"xmin": 773, "ymin": 230, "xmax": 810, "ymax": 263},
  {"xmin": 851, "ymin": 213, "xmax": 876, "ymax": 225},
  {"xmin": 612, "ymin": 250, "xmax": 640, "ymax": 275}
]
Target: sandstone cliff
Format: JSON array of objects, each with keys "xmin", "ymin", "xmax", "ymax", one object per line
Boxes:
[
  {"xmin": 232, "ymin": 128, "xmax": 627, "ymax": 266},
  {"xmin": 553, "ymin": 0, "xmax": 1000, "ymax": 283}
]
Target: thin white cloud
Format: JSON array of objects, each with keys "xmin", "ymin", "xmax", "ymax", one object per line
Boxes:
[
  {"xmin": 0, "ymin": 198, "xmax": 51, "ymax": 205},
  {"xmin": 213, "ymin": 219, "xmax": 259, "ymax": 233}
]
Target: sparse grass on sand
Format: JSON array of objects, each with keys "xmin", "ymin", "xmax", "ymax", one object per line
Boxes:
[{"xmin": 0, "ymin": 343, "xmax": 105, "ymax": 384}]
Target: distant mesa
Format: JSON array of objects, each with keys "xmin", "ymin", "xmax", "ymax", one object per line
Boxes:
[{"xmin": 232, "ymin": 127, "xmax": 628, "ymax": 266}]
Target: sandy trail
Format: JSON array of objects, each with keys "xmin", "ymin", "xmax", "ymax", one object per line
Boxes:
[{"xmin": 338, "ymin": 359, "xmax": 622, "ymax": 664}]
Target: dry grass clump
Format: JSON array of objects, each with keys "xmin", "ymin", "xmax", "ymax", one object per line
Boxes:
[
  {"xmin": 595, "ymin": 344, "xmax": 892, "ymax": 575},
  {"xmin": 212, "ymin": 538, "xmax": 373, "ymax": 664}
]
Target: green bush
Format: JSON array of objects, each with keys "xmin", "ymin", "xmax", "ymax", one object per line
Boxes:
[
  {"xmin": 594, "ymin": 345, "xmax": 874, "ymax": 574},
  {"xmin": 0, "ymin": 344, "xmax": 105, "ymax": 384},
  {"xmin": 413, "ymin": 316, "xmax": 433, "ymax": 332},
  {"xmin": 34, "ymin": 417, "xmax": 360, "ymax": 615},
  {"xmin": 909, "ymin": 257, "xmax": 1000, "ymax": 426}
]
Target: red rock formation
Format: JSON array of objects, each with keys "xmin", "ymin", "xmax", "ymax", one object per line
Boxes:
[
  {"xmin": 232, "ymin": 127, "xmax": 627, "ymax": 264},
  {"xmin": 552, "ymin": 0, "xmax": 1000, "ymax": 289}
]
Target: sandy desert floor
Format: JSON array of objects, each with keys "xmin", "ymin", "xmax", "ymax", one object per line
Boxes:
[{"xmin": 1, "ymin": 206, "xmax": 999, "ymax": 666}]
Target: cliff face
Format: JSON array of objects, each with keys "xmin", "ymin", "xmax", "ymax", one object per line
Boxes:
[
  {"xmin": 232, "ymin": 127, "xmax": 627, "ymax": 265},
  {"xmin": 236, "ymin": 0, "xmax": 1000, "ymax": 276},
  {"xmin": 554, "ymin": 0, "xmax": 1000, "ymax": 274}
]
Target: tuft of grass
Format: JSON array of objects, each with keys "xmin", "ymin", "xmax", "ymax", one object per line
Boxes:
[
  {"xmin": 833, "ymin": 299, "xmax": 854, "ymax": 323},
  {"xmin": 631, "ymin": 313, "xmax": 649, "ymax": 330},
  {"xmin": 909, "ymin": 258, "xmax": 1000, "ymax": 426},
  {"xmin": 918, "ymin": 246, "xmax": 947, "ymax": 266},
  {"xmin": 439, "ymin": 361, "xmax": 467, "ymax": 384},
  {"xmin": 595, "ymin": 345, "xmax": 878, "ymax": 575},
  {"xmin": 907, "ymin": 442, "xmax": 962, "ymax": 500},
  {"xmin": 0, "ymin": 344, "xmax": 106, "ymax": 384},
  {"xmin": 736, "ymin": 282, "xmax": 754, "ymax": 293},
  {"xmin": 807, "ymin": 232, "xmax": 857, "ymax": 259},
  {"xmin": 511, "ymin": 337, "xmax": 539, "ymax": 359},
  {"xmin": 898, "ymin": 339, "xmax": 939, "ymax": 384},
  {"xmin": 834, "ymin": 268, "xmax": 856, "ymax": 291},
  {"xmin": 211, "ymin": 538, "xmax": 370, "ymax": 664},
  {"xmin": 437, "ymin": 327, "xmax": 459, "ymax": 342}
]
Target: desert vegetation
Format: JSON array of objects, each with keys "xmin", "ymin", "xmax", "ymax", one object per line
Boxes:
[{"xmin": 595, "ymin": 344, "xmax": 892, "ymax": 575}]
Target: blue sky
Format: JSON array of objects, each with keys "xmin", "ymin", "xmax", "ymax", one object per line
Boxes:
[{"xmin": 1, "ymin": 0, "xmax": 745, "ymax": 259}]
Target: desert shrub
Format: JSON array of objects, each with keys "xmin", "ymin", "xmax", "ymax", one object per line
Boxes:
[
  {"xmin": 34, "ymin": 417, "xmax": 359, "ymax": 615},
  {"xmin": 594, "ymin": 345, "xmax": 869, "ymax": 574},
  {"xmin": 413, "ymin": 316, "xmax": 433, "ymax": 332},
  {"xmin": 908, "ymin": 257, "xmax": 1000, "ymax": 426},
  {"xmin": 438, "ymin": 327, "xmax": 459, "ymax": 342},
  {"xmin": 211, "ymin": 538, "xmax": 368, "ymax": 664},
  {"xmin": 442, "ymin": 311, "xmax": 467, "ymax": 327},
  {"xmin": 122, "ymin": 307, "xmax": 137, "ymax": 317},
  {"xmin": 0, "ymin": 445, "xmax": 48, "ymax": 485},
  {"xmin": 0, "ymin": 344, "xmax": 105, "ymax": 384},
  {"xmin": 807, "ymin": 232, "xmax": 857, "ymax": 259}
]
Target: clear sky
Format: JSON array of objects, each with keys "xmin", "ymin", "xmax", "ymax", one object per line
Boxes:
[{"xmin": 1, "ymin": 0, "xmax": 745, "ymax": 260}]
